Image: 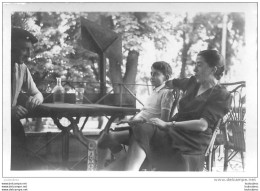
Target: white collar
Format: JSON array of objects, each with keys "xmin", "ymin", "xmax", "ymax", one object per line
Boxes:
[
  {"xmin": 153, "ymin": 82, "xmax": 165, "ymax": 92},
  {"xmin": 13, "ymin": 62, "xmax": 23, "ymax": 67}
]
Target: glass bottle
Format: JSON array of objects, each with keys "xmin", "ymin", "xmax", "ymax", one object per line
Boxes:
[{"xmin": 52, "ymin": 77, "xmax": 65, "ymax": 103}]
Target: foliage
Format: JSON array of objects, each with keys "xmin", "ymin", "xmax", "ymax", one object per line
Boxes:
[
  {"xmin": 170, "ymin": 12, "xmax": 245, "ymax": 78},
  {"xmin": 11, "ymin": 11, "xmax": 245, "ymax": 94},
  {"xmin": 12, "ymin": 12, "xmax": 100, "ymax": 92}
]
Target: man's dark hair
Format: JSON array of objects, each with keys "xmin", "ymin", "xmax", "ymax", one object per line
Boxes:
[
  {"xmin": 11, "ymin": 27, "xmax": 38, "ymax": 45},
  {"xmin": 152, "ymin": 61, "xmax": 172, "ymax": 79}
]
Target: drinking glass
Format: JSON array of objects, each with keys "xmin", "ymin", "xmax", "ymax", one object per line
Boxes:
[{"xmin": 75, "ymin": 88, "xmax": 84, "ymax": 104}]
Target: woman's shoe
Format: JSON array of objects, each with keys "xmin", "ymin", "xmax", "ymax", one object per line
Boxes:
[{"xmin": 97, "ymin": 130, "xmax": 123, "ymax": 154}]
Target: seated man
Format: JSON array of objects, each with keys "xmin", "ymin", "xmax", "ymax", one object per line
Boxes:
[
  {"xmin": 97, "ymin": 61, "xmax": 176, "ymax": 154},
  {"xmin": 11, "ymin": 27, "xmax": 43, "ymax": 170}
]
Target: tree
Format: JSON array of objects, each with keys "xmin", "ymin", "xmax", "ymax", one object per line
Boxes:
[
  {"xmin": 171, "ymin": 12, "xmax": 245, "ymax": 79},
  {"xmin": 12, "ymin": 12, "xmax": 173, "ymax": 94},
  {"xmin": 11, "ymin": 11, "xmax": 245, "ymax": 94},
  {"xmin": 12, "ymin": 12, "xmax": 101, "ymax": 92},
  {"xmin": 85, "ymin": 12, "xmax": 173, "ymax": 93}
]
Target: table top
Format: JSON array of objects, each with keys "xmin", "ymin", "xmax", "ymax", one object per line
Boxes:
[{"xmin": 27, "ymin": 103, "xmax": 140, "ymax": 118}]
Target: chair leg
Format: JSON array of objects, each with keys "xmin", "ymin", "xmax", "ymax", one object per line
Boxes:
[
  {"xmin": 218, "ymin": 145, "xmax": 224, "ymax": 160},
  {"xmin": 208, "ymin": 153, "xmax": 212, "ymax": 171},
  {"xmin": 205, "ymin": 156, "xmax": 209, "ymax": 171},
  {"xmin": 241, "ymin": 152, "xmax": 245, "ymax": 171},
  {"xmin": 224, "ymin": 148, "xmax": 229, "ymax": 171},
  {"xmin": 212, "ymin": 147, "xmax": 216, "ymax": 168}
]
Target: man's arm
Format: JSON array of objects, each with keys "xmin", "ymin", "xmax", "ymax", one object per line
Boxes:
[
  {"xmin": 33, "ymin": 91, "xmax": 43, "ymax": 102},
  {"xmin": 26, "ymin": 92, "xmax": 43, "ymax": 109},
  {"xmin": 24, "ymin": 67, "xmax": 44, "ymax": 109},
  {"xmin": 11, "ymin": 105, "xmax": 28, "ymax": 120}
]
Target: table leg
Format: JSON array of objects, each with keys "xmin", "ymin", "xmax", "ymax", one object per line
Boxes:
[
  {"xmin": 62, "ymin": 130, "xmax": 70, "ymax": 166},
  {"xmin": 67, "ymin": 114, "xmax": 124, "ymax": 170},
  {"xmin": 52, "ymin": 117, "xmax": 72, "ymax": 168},
  {"xmin": 67, "ymin": 116, "xmax": 98, "ymax": 170},
  {"xmin": 87, "ymin": 141, "xmax": 98, "ymax": 171}
]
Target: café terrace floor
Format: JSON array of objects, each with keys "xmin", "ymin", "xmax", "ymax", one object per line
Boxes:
[{"xmin": 23, "ymin": 117, "xmax": 245, "ymax": 172}]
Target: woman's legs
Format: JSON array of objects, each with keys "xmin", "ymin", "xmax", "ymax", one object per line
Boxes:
[
  {"xmin": 124, "ymin": 138, "xmax": 146, "ymax": 171},
  {"xmin": 123, "ymin": 123, "xmax": 157, "ymax": 171},
  {"xmin": 100, "ymin": 123, "xmax": 154, "ymax": 171}
]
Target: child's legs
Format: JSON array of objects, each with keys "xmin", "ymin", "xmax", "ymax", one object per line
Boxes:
[
  {"xmin": 110, "ymin": 129, "xmax": 130, "ymax": 145},
  {"xmin": 102, "ymin": 153, "xmax": 127, "ymax": 171}
]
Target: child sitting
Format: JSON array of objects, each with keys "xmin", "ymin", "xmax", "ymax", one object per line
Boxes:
[{"xmin": 97, "ymin": 61, "xmax": 176, "ymax": 153}]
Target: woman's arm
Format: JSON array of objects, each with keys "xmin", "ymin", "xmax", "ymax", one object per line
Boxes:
[
  {"xmin": 165, "ymin": 77, "xmax": 194, "ymax": 91},
  {"xmin": 170, "ymin": 118, "xmax": 208, "ymax": 131},
  {"xmin": 160, "ymin": 109, "xmax": 171, "ymax": 122},
  {"xmin": 149, "ymin": 118, "xmax": 208, "ymax": 132}
]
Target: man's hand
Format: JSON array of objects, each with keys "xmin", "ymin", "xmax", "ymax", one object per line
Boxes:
[
  {"xmin": 26, "ymin": 97, "xmax": 42, "ymax": 110},
  {"xmin": 148, "ymin": 118, "xmax": 169, "ymax": 131},
  {"xmin": 12, "ymin": 105, "xmax": 28, "ymax": 119}
]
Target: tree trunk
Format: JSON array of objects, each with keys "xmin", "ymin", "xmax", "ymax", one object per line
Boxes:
[
  {"xmin": 99, "ymin": 15, "xmax": 139, "ymax": 94},
  {"xmin": 180, "ymin": 42, "xmax": 188, "ymax": 78},
  {"xmin": 123, "ymin": 50, "xmax": 139, "ymax": 93},
  {"xmin": 108, "ymin": 50, "xmax": 139, "ymax": 94},
  {"xmin": 180, "ymin": 41, "xmax": 192, "ymax": 78},
  {"xmin": 108, "ymin": 57, "xmax": 123, "ymax": 93},
  {"xmin": 180, "ymin": 13, "xmax": 192, "ymax": 78}
]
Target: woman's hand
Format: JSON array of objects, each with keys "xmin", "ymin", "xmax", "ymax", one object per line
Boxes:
[{"xmin": 148, "ymin": 118, "xmax": 169, "ymax": 131}]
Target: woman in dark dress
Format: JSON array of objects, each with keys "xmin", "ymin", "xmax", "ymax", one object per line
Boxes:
[{"xmin": 123, "ymin": 49, "xmax": 231, "ymax": 171}]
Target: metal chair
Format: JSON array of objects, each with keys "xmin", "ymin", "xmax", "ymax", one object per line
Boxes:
[
  {"xmin": 204, "ymin": 81, "xmax": 246, "ymax": 172},
  {"xmin": 222, "ymin": 82, "xmax": 246, "ymax": 171},
  {"xmin": 205, "ymin": 81, "xmax": 245, "ymax": 171},
  {"xmin": 204, "ymin": 119, "xmax": 222, "ymax": 171}
]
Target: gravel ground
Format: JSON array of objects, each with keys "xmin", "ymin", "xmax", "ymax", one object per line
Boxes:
[{"xmin": 211, "ymin": 148, "xmax": 244, "ymax": 172}]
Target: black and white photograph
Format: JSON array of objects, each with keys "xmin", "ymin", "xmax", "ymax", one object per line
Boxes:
[{"xmin": 1, "ymin": 2, "xmax": 258, "ymax": 191}]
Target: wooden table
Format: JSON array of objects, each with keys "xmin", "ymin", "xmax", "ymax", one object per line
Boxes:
[{"xmin": 26, "ymin": 103, "xmax": 139, "ymax": 170}]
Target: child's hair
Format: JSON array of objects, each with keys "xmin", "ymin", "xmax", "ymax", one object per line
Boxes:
[{"xmin": 152, "ymin": 61, "xmax": 172, "ymax": 80}]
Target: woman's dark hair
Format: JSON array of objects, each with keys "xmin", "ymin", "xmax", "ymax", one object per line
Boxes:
[
  {"xmin": 152, "ymin": 61, "xmax": 172, "ymax": 80},
  {"xmin": 198, "ymin": 49, "xmax": 225, "ymax": 80}
]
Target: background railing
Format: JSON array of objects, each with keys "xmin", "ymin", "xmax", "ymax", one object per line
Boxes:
[{"xmin": 39, "ymin": 80, "xmax": 154, "ymax": 108}]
